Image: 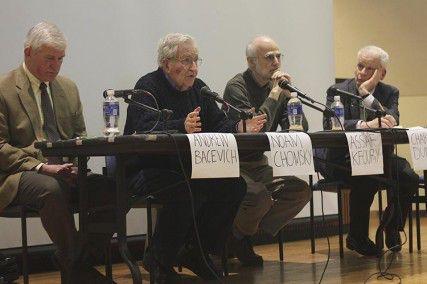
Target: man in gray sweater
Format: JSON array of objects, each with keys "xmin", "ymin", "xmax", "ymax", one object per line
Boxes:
[{"xmin": 223, "ymin": 36, "xmax": 311, "ymax": 266}]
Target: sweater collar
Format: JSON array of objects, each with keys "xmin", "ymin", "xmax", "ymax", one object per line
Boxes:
[{"xmin": 158, "ymin": 68, "xmax": 194, "ymax": 95}]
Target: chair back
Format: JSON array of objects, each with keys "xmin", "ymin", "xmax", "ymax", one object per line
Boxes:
[{"xmin": 105, "ymin": 156, "xmax": 117, "ymax": 178}]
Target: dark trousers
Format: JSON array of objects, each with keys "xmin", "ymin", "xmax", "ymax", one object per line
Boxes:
[
  {"xmin": 11, "ymin": 171, "xmax": 116, "ymax": 269},
  {"xmin": 345, "ymin": 154, "xmax": 419, "ymax": 238},
  {"xmin": 128, "ymin": 169, "xmax": 246, "ymax": 266}
]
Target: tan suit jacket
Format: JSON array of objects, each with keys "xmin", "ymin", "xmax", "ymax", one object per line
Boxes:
[{"xmin": 0, "ymin": 66, "xmax": 86, "ymax": 211}]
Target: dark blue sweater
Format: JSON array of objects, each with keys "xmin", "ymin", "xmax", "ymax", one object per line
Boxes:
[
  {"xmin": 124, "ymin": 68, "xmax": 237, "ymax": 135},
  {"xmin": 124, "ymin": 68, "xmax": 238, "ymax": 174}
]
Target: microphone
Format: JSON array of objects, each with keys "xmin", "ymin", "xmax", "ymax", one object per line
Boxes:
[
  {"xmin": 200, "ymin": 86, "xmax": 253, "ymax": 119},
  {"xmin": 103, "ymin": 89, "xmax": 147, "ymax": 98},
  {"xmin": 278, "ymin": 80, "xmax": 316, "ymax": 103},
  {"xmin": 160, "ymin": 109, "xmax": 174, "ymax": 120},
  {"xmin": 104, "ymin": 89, "xmax": 174, "ymax": 120},
  {"xmin": 371, "ymin": 99, "xmax": 385, "ymax": 112},
  {"xmin": 278, "ymin": 80, "xmax": 304, "ymax": 94},
  {"xmin": 200, "ymin": 86, "xmax": 226, "ymax": 104},
  {"xmin": 331, "ymin": 87, "xmax": 385, "ymax": 111},
  {"xmin": 330, "ymin": 87, "xmax": 362, "ymax": 101}
]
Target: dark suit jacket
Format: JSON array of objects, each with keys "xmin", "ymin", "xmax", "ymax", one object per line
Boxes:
[
  {"xmin": 324, "ymin": 78, "xmax": 399, "ymax": 130},
  {"xmin": 0, "ymin": 66, "xmax": 86, "ymax": 211},
  {"xmin": 318, "ymin": 78, "xmax": 400, "ymax": 179}
]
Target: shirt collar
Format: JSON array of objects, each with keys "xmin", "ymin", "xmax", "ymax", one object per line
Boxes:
[{"xmin": 22, "ymin": 62, "xmax": 50, "ymax": 90}]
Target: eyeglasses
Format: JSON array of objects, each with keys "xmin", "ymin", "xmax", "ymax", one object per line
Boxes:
[
  {"xmin": 264, "ymin": 52, "xmax": 283, "ymax": 62},
  {"xmin": 175, "ymin": 57, "xmax": 203, "ymax": 67},
  {"xmin": 356, "ymin": 63, "xmax": 376, "ymax": 72}
]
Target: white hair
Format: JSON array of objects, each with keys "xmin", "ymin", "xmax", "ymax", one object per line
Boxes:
[
  {"xmin": 157, "ymin": 33, "xmax": 196, "ymax": 66},
  {"xmin": 357, "ymin": 45, "xmax": 389, "ymax": 68},
  {"xmin": 24, "ymin": 21, "xmax": 67, "ymax": 51}
]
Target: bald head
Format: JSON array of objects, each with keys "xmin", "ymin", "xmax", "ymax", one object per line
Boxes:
[
  {"xmin": 246, "ymin": 36, "xmax": 282, "ymax": 85},
  {"xmin": 246, "ymin": 36, "xmax": 279, "ymax": 58}
]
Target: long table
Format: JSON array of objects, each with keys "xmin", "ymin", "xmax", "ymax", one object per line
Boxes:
[{"xmin": 34, "ymin": 129, "xmax": 413, "ymax": 284}]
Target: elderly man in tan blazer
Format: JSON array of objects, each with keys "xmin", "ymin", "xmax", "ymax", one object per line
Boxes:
[{"xmin": 0, "ymin": 22, "xmax": 113, "ymax": 283}]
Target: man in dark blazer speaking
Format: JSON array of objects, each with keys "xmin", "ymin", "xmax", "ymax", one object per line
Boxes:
[{"xmin": 320, "ymin": 46, "xmax": 418, "ymax": 256}]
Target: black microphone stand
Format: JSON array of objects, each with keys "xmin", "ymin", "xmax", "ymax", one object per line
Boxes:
[
  {"xmin": 360, "ymin": 104, "xmax": 386, "ymax": 128},
  {"xmin": 223, "ymin": 102, "xmax": 253, "ymax": 133},
  {"xmin": 299, "ymin": 98, "xmax": 335, "ymax": 119},
  {"xmin": 123, "ymin": 95, "xmax": 172, "ymax": 121},
  {"xmin": 333, "ymin": 89, "xmax": 386, "ymax": 128},
  {"xmin": 281, "ymin": 82, "xmax": 316, "ymax": 104}
]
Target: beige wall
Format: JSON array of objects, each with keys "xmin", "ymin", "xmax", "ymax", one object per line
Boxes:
[
  {"xmin": 334, "ymin": 0, "xmax": 427, "ymax": 165},
  {"xmin": 334, "ymin": 0, "xmax": 427, "ymax": 95}
]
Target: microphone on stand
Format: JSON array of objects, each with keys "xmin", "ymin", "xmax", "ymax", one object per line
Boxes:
[
  {"xmin": 199, "ymin": 86, "xmax": 228, "ymax": 105},
  {"xmin": 275, "ymin": 81, "xmax": 338, "ymax": 121},
  {"xmin": 200, "ymin": 86, "xmax": 253, "ymax": 119},
  {"xmin": 329, "ymin": 87, "xmax": 363, "ymax": 101},
  {"xmin": 103, "ymin": 89, "xmax": 173, "ymax": 120},
  {"xmin": 330, "ymin": 87, "xmax": 388, "ymax": 128},
  {"xmin": 278, "ymin": 80, "xmax": 316, "ymax": 103},
  {"xmin": 330, "ymin": 87, "xmax": 386, "ymax": 112},
  {"xmin": 200, "ymin": 86, "xmax": 254, "ymax": 132},
  {"xmin": 103, "ymin": 89, "xmax": 147, "ymax": 98}
]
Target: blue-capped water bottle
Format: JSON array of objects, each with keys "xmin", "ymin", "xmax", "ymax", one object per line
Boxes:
[
  {"xmin": 331, "ymin": 95, "xmax": 345, "ymax": 130},
  {"xmin": 287, "ymin": 93, "xmax": 303, "ymax": 131},
  {"xmin": 103, "ymin": 89, "xmax": 120, "ymax": 137}
]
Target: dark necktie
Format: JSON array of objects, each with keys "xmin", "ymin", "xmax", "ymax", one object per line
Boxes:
[
  {"xmin": 39, "ymin": 82, "xmax": 60, "ymax": 142},
  {"xmin": 40, "ymin": 82, "xmax": 63, "ymax": 164}
]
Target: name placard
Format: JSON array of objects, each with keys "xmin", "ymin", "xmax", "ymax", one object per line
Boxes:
[
  {"xmin": 186, "ymin": 133, "xmax": 239, "ymax": 179},
  {"xmin": 406, "ymin": 127, "xmax": 427, "ymax": 170},
  {"xmin": 345, "ymin": 132, "xmax": 383, "ymax": 176},
  {"xmin": 266, "ymin": 132, "xmax": 315, "ymax": 176}
]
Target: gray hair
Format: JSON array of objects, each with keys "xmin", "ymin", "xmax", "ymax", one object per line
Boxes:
[
  {"xmin": 246, "ymin": 35, "xmax": 274, "ymax": 58},
  {"xmin": 157, "ymin": 33, "xmax": 196, "ymax": 66},
  {"xmin": 357, "ymin": 45, "xmax": 389, "ymax": 68},
  {"xmin": 246, "ymin": 40, "xmax": 257, "ymax": 58},
  {"xmin": 24, "ymin": 21, "xmax": 67, "ymax": 51}
]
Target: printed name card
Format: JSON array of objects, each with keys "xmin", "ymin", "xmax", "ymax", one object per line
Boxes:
[
  {"xmin": 266, "ymin": 132, "xmax": 315, "ymax": 176},
  {"xmin": 186, "ymin": 133, "xmax": 239, "ymax": 179},
  {"xmin": 406, "ymin": 127, "xmax": 427, "ymax": 170},
  {"xmin": 345, "ymin": 132, "xmax": 383, "ymax": 176}
]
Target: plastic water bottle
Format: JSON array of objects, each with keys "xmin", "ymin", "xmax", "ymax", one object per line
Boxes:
[
  {"xmin": 331, "ymin": 95, "xmax": 345, "ymax": 130},
  {"xmin": 103, "ymin": 89, "xmax": 120, "ymax": 137},
  {"xmin": 287, "ymin": 93, "xmax": 303, "ymax": 131}
]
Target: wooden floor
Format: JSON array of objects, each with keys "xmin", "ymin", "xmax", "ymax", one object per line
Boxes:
[{"xmin": 18, "ymin": 214, "xmax": 427, "ymax": 283}]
